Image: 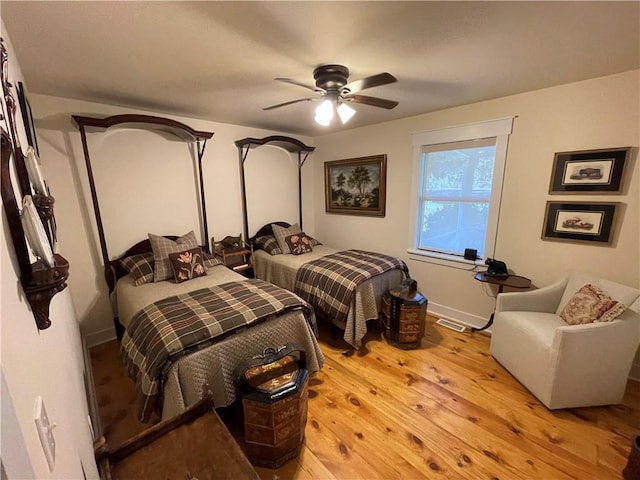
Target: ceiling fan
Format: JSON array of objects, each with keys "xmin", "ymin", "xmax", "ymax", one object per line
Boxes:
[{"xmin": 264, "ymin": 64, "xmax": 399, "ymax": 125}]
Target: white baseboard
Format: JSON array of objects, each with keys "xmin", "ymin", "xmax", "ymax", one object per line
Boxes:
[
  {"xmin": 427, "ymin": 301, "xmax": 491, "ymax": 332},
  {"xmin": 428, "ymin": 301, "xmax": 640, "ymax": 383},
  {"xmin": 81, "ymin": 337, "xmax": 103, "ymax": 439},
  {"xmin": 83, "ymin": 326, "xmax": 116, "ymax": 348}
]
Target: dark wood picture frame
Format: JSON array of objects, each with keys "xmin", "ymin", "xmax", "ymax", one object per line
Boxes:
[
  {"xmin": 324, "ymin": 154, "xmax": 387, "ymax": 217},
  {"xmin": 549, "ymin": 147, "xmax": 630, "ymax": 194},
  {"xmin": 541, "ymin": 201, "xmax": 620, "ymax": 245},
  {"xmin": 16, "ymin": 81, "xmax": 40, "ymax": 156}
]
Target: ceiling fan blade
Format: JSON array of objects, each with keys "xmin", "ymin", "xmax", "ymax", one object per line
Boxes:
[
  {"xmin": 343, "ymin": 72, "xmax": 397, "ymax": 94},
  {"xmin": 344, "ymin": 94, "xmax": 399, "ymax": 109},
  {"xmin": 275, "ymin": 78, "xmax": 323, "ymax": 93},
  {"xmin": 263, "ymin": 98, "xmax": 315, "ymax": 111}
]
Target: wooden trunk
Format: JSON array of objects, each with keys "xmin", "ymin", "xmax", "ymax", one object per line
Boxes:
[
  {"xmin": 381, "ymin": 288, "xmax": 427, "ymax": 349},
  {"xmin": 239, "ymin": 346, "xmax": 308, "ymax": 468},
  {"xmin": 97, "ymin": 397, "xmax": 259, "ymax": 480}
]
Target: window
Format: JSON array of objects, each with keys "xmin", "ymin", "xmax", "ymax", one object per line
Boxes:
[{"xmin": 410, "ymin": 118, "xmax": 513, "ymax": 265}]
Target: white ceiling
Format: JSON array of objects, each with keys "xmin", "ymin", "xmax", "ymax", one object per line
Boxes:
[{"xmin": 2, "ymin": 1, "xmax": 639, "ymax": 137}]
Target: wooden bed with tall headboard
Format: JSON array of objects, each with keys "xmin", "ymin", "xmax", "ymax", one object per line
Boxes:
[
  {"xmin": 73, "ymin": 114, "xmax": 215, "ymax": 337},
  {"xmin": 235, "ymin": 136, "xmax": 409, "ymax": 349},
  {"xmin": 249, "ymin": 221, "xmax": 407, "ymax": 349},
  {"xmin": 73, "ymin": 116, "xmax": 324, "ymax": 422}
]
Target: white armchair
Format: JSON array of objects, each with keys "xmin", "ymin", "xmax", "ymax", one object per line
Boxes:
[{"xmin": 490, "ymin": 272, "xmax": 640, "ymax": 409}]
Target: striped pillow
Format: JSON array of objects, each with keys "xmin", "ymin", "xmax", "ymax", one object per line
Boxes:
[
  {"xmin": 272, "ymin": 223, "xmax": 301, "ymax": 255},
  {"xmin": 149, "ymin": 231, "xmax": 199, "ymax": 282},
  {"xmin": 254, "ymin": 235, "xmax": 283, "ymax": 255},
  {"xmin": 120, "ymin": 252, "xmax": 155, "ymax": 286},
  {"xmin": 203, "ymin": 251, "xmax": 222, "ymax": 268},
  {"xmin": 271, "ymin": 224, "xmax": 322, "ymax": 255}
]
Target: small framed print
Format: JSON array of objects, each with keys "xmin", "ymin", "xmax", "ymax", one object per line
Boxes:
[
  {"xmin": 549, "ymin": 147, "xmax": 630, "ymax": 194},
  {"xmin": 541, "ymin": 201, "xmax": 620, "ymax": 245}
]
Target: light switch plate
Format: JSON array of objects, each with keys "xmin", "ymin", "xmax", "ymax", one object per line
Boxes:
[{"xmin": 34, "ymin": 396, "xmax": 55, "ymax": 471}]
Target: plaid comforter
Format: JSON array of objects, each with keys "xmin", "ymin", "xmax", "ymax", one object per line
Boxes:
[
  {"xmin": 294, "ymin": 249, "xmax": 409, "ymax": 328},
  {"xmin": 121, "ymin": 279, "xmax": 315, "ymax": 422}
]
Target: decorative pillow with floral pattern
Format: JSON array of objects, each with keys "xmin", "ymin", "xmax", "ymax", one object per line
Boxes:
[
  {"xmin": 149, "ymin": 231, "xmax": 199, "ymax": 282},
  {"xmin": 284, "ymin": 232, "xmax": 313, "ymax": 255},
  {"xmin": 169, "ymin": 247, "xmax": 207, "ymax": 283},
  {"xmin": 560, "ymin": 284, "xmax": 627, "ymax": 325},
  {"xmin": 272, "ymin": 223, "xmax": 302, "ymax": 255},
  {"xmin": 271, "ymin": 223, "xmax": 322, "ymax": 254}
]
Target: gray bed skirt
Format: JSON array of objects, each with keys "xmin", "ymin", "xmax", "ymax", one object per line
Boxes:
[{"xmin": 161, "ymin": 310, "xmax": 324, "ymax": 420}]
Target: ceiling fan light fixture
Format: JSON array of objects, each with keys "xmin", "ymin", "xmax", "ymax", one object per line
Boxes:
[
  {"xmin": 315, "ymin": 99, "xmax": 334, "ymax": 126},
  {"xmin": 267, "ymin": 64, "xmax": 398, "ymax": 127},
  {"xmin": 337, "ymin": 102, "xmax": 356, "ymax": 124}
]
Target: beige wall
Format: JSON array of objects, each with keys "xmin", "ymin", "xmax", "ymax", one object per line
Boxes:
[
  {"xmin": 3, "ymin": 18, "xmax": 636, "ymax": 479},
  {"xmin": 313, "ymin": 71, "xmax": 639, "ymax": 329},
  {"xmin": 0, "ymin": 27, "xmax": 99, "ymax": 479},
  {"xmin": 30, "ymin": 94, "xmax": 313, "ymax": 342},
  {"xmin": 27, "ymin": 69, "xmax": 640, "ymax": 373}
]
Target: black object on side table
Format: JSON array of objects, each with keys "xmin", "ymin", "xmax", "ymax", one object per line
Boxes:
[
  {"xmin": 472, "ymin": 272, "xmax": 531, "ymax": 332},
  {"xmin": 213, "ymin": 235, "xmax": 254, "ymax": 278}
]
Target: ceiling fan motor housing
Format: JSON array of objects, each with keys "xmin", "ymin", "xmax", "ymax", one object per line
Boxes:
[
  {"xmin": 313, "ymin": 64, "xmax": 350, "ymax": 91},
  {"xmin": 265, "ymin": 64, "xmax": 397, "ymax": 112}
]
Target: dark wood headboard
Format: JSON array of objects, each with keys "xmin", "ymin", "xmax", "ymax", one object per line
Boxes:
[
  {"xmin": 73, "ymin": 114, "xmax": 214, "ymax": 286},
  {"xmin": 72, "ymin": 114, "xmax": 214, "ymax": 337},
  {"xmin": 105, "ymin": 236, "xmax": 178, "ymax": 293},
  {"xmin": 248, "ymin": 222, "xmax": 291, "ymax": 246}
]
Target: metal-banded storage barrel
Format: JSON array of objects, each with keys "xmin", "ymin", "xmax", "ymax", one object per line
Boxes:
[
  {"xmin": 237, "ymin": 344, "xmax": 308, "ymax": 468},
  {"xmin": 381, "ymin": 279, "xmax": 428, "ymax": 349}
]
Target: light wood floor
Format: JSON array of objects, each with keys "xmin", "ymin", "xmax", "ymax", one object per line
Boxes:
[{"xmin": 90, "ymin": 317, "xmax": 639, "ymax": 479}]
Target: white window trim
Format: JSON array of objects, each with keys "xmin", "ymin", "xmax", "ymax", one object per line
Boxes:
[{"xmin": 408, "ymin": 117, "xmax": 514, "ymax": 268}]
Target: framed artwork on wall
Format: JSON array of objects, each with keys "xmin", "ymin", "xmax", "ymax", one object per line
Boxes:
[
  {"xmin": 548, "ymin": 147, "xmax": 630, "ymax": 194},
  {"xmin": 541, "ymin": 201, "xmax": 620, "ymax": 245},
  {"xmin": 324, "ymin": 154, "xmax": 387, "ymax": 217}
]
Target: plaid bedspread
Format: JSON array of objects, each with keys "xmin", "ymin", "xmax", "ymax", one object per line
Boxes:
[
  {"xmin": 294, "ymin": 249, "xmax": 408, "ymax": 328},
  {"xmin": 121, "ymin": 279, "xmax": 315, "ymax": 422}
]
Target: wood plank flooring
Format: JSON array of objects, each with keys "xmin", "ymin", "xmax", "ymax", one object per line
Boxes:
[{"xmin": 90, "ymin": 317, "xmax": 639, "ymax": 479}]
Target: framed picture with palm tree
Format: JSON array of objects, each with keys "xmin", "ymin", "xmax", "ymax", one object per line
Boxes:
[{"xmin": 324, "ymin": 154, "xmax": 387, "ymax": 216}]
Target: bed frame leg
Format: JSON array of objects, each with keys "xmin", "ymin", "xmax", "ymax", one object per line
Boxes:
[{"xmin": 330, "ymin": 324, "xmax": 341, "ymax": 341}]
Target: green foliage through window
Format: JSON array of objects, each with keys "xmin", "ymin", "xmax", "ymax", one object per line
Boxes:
[{"xmin": 418, "ymin": 144, "xmax": 497, "ymax": 257}]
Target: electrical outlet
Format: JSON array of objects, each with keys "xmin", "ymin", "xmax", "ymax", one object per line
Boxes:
[{"xmin": 34, "ymin": 396, "xmax": 55, "ymax": 471}]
